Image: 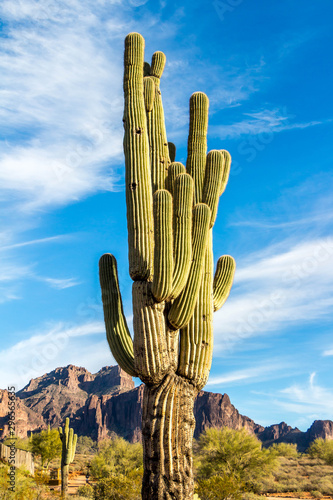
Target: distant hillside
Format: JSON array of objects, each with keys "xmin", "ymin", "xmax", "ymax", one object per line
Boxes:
[{"xmin": 1, "ymin": 364, "xmax": 332, "ymax": 451}]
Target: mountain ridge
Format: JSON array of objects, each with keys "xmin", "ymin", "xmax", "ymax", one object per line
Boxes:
[{"xmin": 1, "ymin": 364, "xmax": 332, "ymax": 451}]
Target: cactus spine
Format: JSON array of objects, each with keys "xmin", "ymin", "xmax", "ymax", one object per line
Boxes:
[
  {"xmin": 99, "ymin": 32, "xmax": 236, "ymax": 499},
  {"xmin": 58, "ymin": 418, "xmax": 77, "ymax": 498}
]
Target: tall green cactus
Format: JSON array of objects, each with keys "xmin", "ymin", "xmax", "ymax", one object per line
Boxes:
[
  {"xmin": 99, "ymin": 32, "xmax": 236, "ymax": 500},
  {"xmin": 58, "ymin": 418, "xmax": 77, "ymax": 498}
]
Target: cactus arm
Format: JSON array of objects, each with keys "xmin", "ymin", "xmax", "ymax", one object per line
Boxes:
[
  {"xmin": 65, "ymin": 428, "xmax": 73, "ymax": 464},
  {"xmin": 165, "ymin": 162, "xmax": 186, "ymax": 196},
  {"xmin": 171, "ymin": 173, "xmax": 193, "ymax": 299},
  {"xmin": 213, "ymin": 255, "xmax": 236, "ymax": 311},
  {"xmin": 144, "ymin": 76, "xmax": 155, "ymax": 112},
  {"xmin": 147, "ymin": 51, "xmax": 170, "ymax": 193},
  {"xmin": 202, "ymin": 150, "xmax": 224, "ymax": 228},
  {"xmin": 186, "ymin": 92, "xmax": 209, "ymax": 204},
  {"xmin": 219, "ymin": 150, "xmax": 231, "ymax": 195},
  {"xmin": 152, "ymin": 190, "xmax": 174, "ymax": 302},
  {"xmin": 70, "ymin": 434, "xmax": 77, "ymax": 464},
  {"xmin": 99, "ymin": 253, "xmax": 137, "ymax": 377},
  {"xmin": 178, "ymin": 231, "xmax": 213, "ymax": 389},
  {"xmin": 168, "ymin": 142, "xmax": 176, "ymax": 162},
  {"xmin": 123, "ymin": 32, "xmax": 154, "ymax": 281},
  {"xmin": 168, "ymin": 203, "xmax": 211, "ymax": 330}
]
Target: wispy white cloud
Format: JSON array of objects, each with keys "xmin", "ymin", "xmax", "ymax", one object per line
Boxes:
[
  {"xmin": 323, "ymin": 347, "xmax": 333, "ymax": 356},
  {"xmin": 0, "ymin": 0, "xmax": 125, "ymax": 210},
  {"xmin": 207, "ymin": 359, "xmax": 293, "ymax": 387},
  {"xmin": 275, "ymin": 372, "xmax": 333, "ymax": 416},
  {"xmin": 39, "ymin": 277, "xmax": 81, "ymax": 289},
  {"xmin": 0, "ymin": 235, "xmax": 70, "ymax": 251},
  {"xmin": 211, "ymin": 107, "xmax": 331, "ymax": 140},
  {"xmin": 0, "ymin": 320, "xmax": 112, "ymax": 389},
  {"xmin": 0, "ymin": 233, "xmax": 80, "ymax": 300},
  {"xmin": 214, "ymin": 237, "xmax": 333, "ymax": 351}
]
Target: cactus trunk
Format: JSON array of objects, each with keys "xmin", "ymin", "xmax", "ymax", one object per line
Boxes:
[
  {"xmin": 99, "ymin": 32, "xmax": 236, "ymax": 499},
  {"xmin": 61, "ymin": 464, "xmax": 69, "ymax": 498},
  {"xmin": 58, "ymin": 418, "xmax": 77, "ymax": 499},
  {"xmin": 142, "ymin": 375, "xmax": 196, "ymax": 499}
]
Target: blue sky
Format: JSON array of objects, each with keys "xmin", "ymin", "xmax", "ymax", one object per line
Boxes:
[{"xmin": 0, "ymin": 0, "xmax": 332, "ymax": 432}]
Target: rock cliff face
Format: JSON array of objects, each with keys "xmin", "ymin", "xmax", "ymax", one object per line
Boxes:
[
  {"xmin": 0, "ymin": 364, "xmax": 331, "ymax": 451},
  {"xmin": 0, "ymin": 389, "xmax": 44, "ymax": 439}
]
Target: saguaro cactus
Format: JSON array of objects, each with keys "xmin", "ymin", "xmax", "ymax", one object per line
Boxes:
[
  {"xmin": 58, "ymin": 418, "xmax": 77, "ymax": 498},
  {"xmin": 99, "ymin": 32, "xmax": 236, "ymax": 499}
]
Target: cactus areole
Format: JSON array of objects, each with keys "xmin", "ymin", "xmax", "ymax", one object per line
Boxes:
[{"xmin": 99, "ymin": 33, "xmax": 236, "ymax": 499}]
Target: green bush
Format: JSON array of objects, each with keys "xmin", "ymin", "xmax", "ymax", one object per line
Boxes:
[
  {"xmin": 195, "ymin": 474, "xmax": 242, "ymax": 500},
  {"xmin": 93, "ymin": 470, "xmax": 142, "ymax": 500},
  {"xmin": 269, "ymin": 442, "xmax": 299, "ymax": 458},
  {"xmin": 29, "ymin": 429, "xmax": 62, "ymax": 468},
  {"xmin": 0, "ymin": 463, "xmax": 54, "ymax": 499},
  {"xmin": 194, "ymin": 427, "xmax": 278, "ymax": 496},
  {"xmin": 77, "ymin": 483, "xmax": 94, "ymax": 498},
  {"xmin": 76, "ymin": 436, "xmax": 98, "ymax": 455},
  {"xmin": 307, "ymin": 438, "xmax": 333, "ymax": 465},
  {"xmin": 90, "ymin": 436, "xmax": 142, "ymax": 479}
]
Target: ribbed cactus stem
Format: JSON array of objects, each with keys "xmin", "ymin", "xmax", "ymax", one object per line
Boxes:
[
  {"xmin": 165, "ymin": 162, "xmax": 186, "ymax": 196},
  {"xmin": 171, "ymin": 173, "xmax": 193, "ymax": 299},
  {"xmin": 144, "ymin": 77, "xmax": 155, "ymax": 112},
  {"xmin": 202, "ymin": 150, "xmax": 224, "ymax": 228},
  {"xmin": 186, "ymin": 92, "xmax": 209, "ymax": 204},
  {"xmin": 213, "ymin": 255, "xmax": 236, "ymax": 311},
  {"xmin": 133, "ymin": 281, "xmax": 170, "ymax": 385},
  {"xmin": 178, "ymin": 231, "xmax": 213, "ymax": 388},
  {"xmin": 220, "ymin": 150, "xmax": 231, "ymax": 195},
  {"xmin": 123, "ymin": 32, "xmax": 154, "ymax": 280},
  {"xmin": 100, "ymin": 32, "xmax": 237, "ymax": 500},
  {"xmin": 147, "ymin": 51, "xmax": 169, "ymax": 192},
  {"xmin": 150, "ymin": 51, "xmax": 166, "ymax": 79},
  {"xmin": 152, "ymin": 190, "xmax": 173, "ymax": 302},
  {"xmin": 58, "ymin": 417, "xmax": 77, "ymax": 498},
  {"xmin": 99, "ymin": 254, "xmax": 137, "ymax": 377},
  {"xmin": 168, "ymin": 203, "xmax": 211, "ymax": 330},
  {"xmin": 168, "ymin": 142, "xmax": 176, "ymax": 162}
]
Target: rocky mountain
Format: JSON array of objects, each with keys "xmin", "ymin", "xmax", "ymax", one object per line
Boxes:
[{"xmin": 0, "ymin": 364, "xmax": 332, "ymax": 451}]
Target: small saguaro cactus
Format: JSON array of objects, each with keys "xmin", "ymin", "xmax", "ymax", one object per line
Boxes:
[
  {"xmin": 99, "ymin": 33, "xmax": 236, "ymax": 499},
  {"xmin": 58, "ymin": 418, "xmax": 77, "ymax": 498}
]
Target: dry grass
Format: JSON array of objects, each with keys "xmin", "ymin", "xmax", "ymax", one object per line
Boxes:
[{"xmin": 259, "ymin": 455, "xmax": 333, "ymax": 496}]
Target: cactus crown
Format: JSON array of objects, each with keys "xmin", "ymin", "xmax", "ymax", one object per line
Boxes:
[{"xmin": 99, "ymin": 32, "xmax": 236, "ymax": 390}]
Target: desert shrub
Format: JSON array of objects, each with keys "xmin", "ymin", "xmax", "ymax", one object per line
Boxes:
[
  {"xmin": 77, "ymin": 483, "xmax": 94, "ymax": 498},
  {"xmin": 311, "ymin": 490, "xmax": 324, "ymax": 498},
  {"xmin": 194, "ymin": 427, "xmax": 277, "ymax": 496},
  {"xmin": 314, "ymin": 477, "xmax": 333, "ymax": 495},
  {"xmin": 76, "ymin": 436, "xmax": 97, "ymax": 455},
  {"xmin": 2, "ymin": 436, "xmax": 30, "ymax": 452},
  {"xmin": 0, "ymin": 464, "xmax": 48, "ymax": 499},
  {"xmin": 269, "ymin": 442, "xmax": 299, "ymax": 458},
  {"xmin": 307, "ymin": 438, "xmax": 333, "ymax": 465},
  {"xmin": 29, "ymin": 429, "xmax": 62, "ymax": 468},
  {"xmin": 90, "ymin": 436, "xmax": 142, "ymax": 479},
  {"xmin": 93, "ymin": 470, "xmax": 142, "ymax": 500},
  {"xmin": 195, "ymin": 474, "xmax": 241, "ymax": 500}
]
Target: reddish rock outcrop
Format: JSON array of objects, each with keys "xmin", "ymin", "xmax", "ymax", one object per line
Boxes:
[
  {"xmin": 0, "ymin": 389, "xmax": 44, "ymax": 439},
  {"xmin": 0, "ymin": 364, "xmax": 331, "ymax": 452},
  {"xmin": 194, "ymin": 391, "xmax": 264, "ymax": 438}
]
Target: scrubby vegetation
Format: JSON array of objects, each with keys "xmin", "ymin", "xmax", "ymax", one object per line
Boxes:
[
  {"xmin": 308, "ymin": 438, "xmax": 333, "ymax": 465},
  {"xmin": 194, "ymin": 427, "xmax": 278, "ymax": 499},
  {"xmin": 1, "ymin": 429, "xmax": 333, "ymax": 499}
]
